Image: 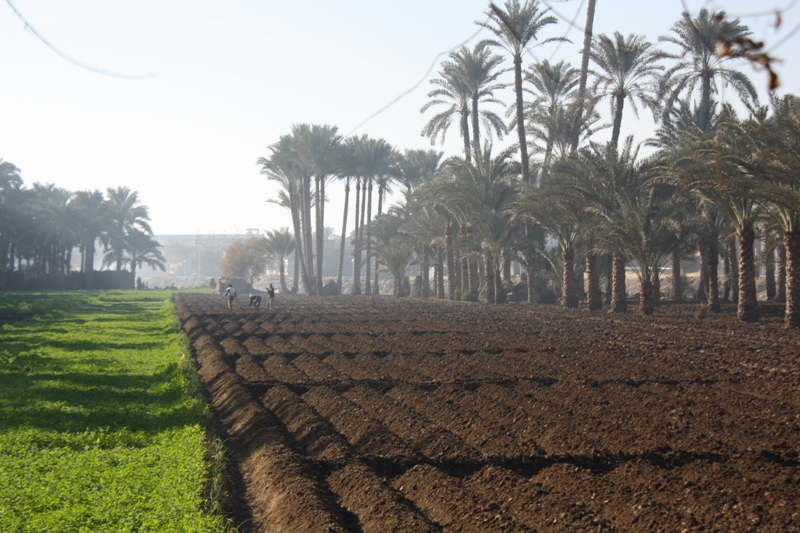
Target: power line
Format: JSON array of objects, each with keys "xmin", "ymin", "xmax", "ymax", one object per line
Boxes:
[
  {"xmin": 346, "ymin": 20, "xmax": 487, "ymax": 136},
  {"xmin": 5, "ymin": 0, "xmax": 155, "ymax": 79}
]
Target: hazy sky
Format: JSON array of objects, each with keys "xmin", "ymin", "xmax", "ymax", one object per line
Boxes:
[{"xmin": 2, "ymin": 0, "xmax": 798, "ymax": 236}]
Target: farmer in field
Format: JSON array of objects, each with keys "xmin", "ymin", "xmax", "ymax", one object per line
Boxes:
[
  {"xmin": 223, "ymin": 284, "xmax": 236, "ymax": 310},
  {"xmin": 249, "ymin": 294, "xmax": 262, "ymax": 309},
  {"xmin": 267, "ymin": 283, "xmax": 276, "ymax": 310}
]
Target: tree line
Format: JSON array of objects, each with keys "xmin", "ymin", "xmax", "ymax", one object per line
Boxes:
[
  {"xmin": 0, "ymin": 163, "xmax": 165, "ymax": 290},
  {"xmin": 258, "ymin": 1, "xmax": 798, "ymax": 328}
]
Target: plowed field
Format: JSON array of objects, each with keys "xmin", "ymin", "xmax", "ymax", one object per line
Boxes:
[{"xmin": 174, "ymin": 294, "xmax": 800, "ymax": 532}]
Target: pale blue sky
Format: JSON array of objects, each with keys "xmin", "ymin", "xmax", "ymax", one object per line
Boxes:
[{"xmin": 1, "ymin": 0, "xmax": 798, "ymax": 235}]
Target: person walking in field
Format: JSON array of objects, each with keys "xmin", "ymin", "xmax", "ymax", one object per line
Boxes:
[
  {"xmin": 249, "ymin": 294, "xmax": 262, "ymax": 309},
  {"xmin": 223, "ymin": 284, "xmax": 236, "ymax": 310},
  {"xmin": 267, "ymin": 283, "xmax": 275, "ymax": 310}
]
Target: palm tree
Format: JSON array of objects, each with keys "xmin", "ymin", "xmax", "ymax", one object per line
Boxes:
[
  {"xmin": 446, "ymin": 44, "xmax": 507, "ymax": 152},
  {"xmin": 398, "ymin": 149, "xmax": 442, "ymax": 194},
  {"xmin": 570, "ymin": 0, "xmax": 598, "ymax": 151},
  {"xmin": 666, "ymin": 105, "xmax": 764, "ymax": 322},
  {"xmin": 259, "ymin": 133, "xmax": 313, "ymax": 294},
  {"xmin": 659, "ymin": 8, "xmax": 758, "ymax": 130},
  {"xmin": 591, "ymin": 32, "xmax": 662, "ymax": 146},
  {"xmin": 370, "ymin": 208, "xmax": 416, "ymax": 297},
  {"xmin": 113, "ymin": 229, "xmax": 166, "ymax": 288},
  {"xmin": 0, "ymin": 159, "xmax": 23, "ymax": 289},
  {"xmin": 479, "ymin": 0, "xmax": 561, "ymax": 183},
  {"xmin": 348, "ymin": 136, "xmax": 397, "ymax": 295},
  {"xmin": 757, "ymin": 94, "xmax": 800, "ymax": 328},
  {"xmin": 68, "ymin": 190, "xmax": 107, "ymax": 289},
  {"xmin": 263, "ymin": 227, "xmax": 296, "ymax": 295},
  {"xmin": 514, "ymin": 182, "xmax": 584, "ymax": 308},
  {"xmin": 523, "ymin": 59, "xmax": 579, "ymax": 170},
  {"xmin": 436, "ymin": 144, "xmax": 519, "ymax": 303},
  {"xmin": 292, "ymin": 124, "xmax": 343, "ymax": 295},
  {"xmin": 103, "ymin": 186, "xmax": 153, "ymax": 273},
  {"xmin": 421, "ymin": 59, "xmax": 472, "ymax": 161}
]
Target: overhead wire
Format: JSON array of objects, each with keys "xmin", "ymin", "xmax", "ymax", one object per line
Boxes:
[
  {"xmin": 346, "ymin": 21, "xmax": 487, "ymax": 136},
  {"xmin": 4, "ymin": 0, "xmax": 155, "ymax": 79}
]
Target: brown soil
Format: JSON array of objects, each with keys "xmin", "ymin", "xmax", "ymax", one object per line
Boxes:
[{"xmin": 174, "ymin": 294, "xmax": 800, "ymax": 532}]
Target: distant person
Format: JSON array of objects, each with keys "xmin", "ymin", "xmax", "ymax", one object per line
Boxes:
[
  {"xmin": 267, "ymin": 283, "xmax": 276, "ymax": 310},
  {"xmin": 223, "ymin": 284, "xmax": 236, "ymax": 310},
  {"xmin": 249, "ymin": 294, "xmax": 262, "ymax": 309}
]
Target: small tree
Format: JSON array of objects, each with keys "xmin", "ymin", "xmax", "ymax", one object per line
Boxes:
[{"xmin": 220, "ymin": 237, "xmax": 270, "ymax": 285}]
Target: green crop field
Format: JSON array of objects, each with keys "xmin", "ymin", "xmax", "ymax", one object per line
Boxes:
[{"xmin": 0, "ymin": 291, "xmax": 222, "ymax": 533}]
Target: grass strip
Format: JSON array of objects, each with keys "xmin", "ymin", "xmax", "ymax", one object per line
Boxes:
[{"xmin": 0, "ymin": 291, "xmax": 223, "ymax": 532}]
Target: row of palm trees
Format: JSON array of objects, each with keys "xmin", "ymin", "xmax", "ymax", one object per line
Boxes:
[
  {"xmin": 0, "ymin": 164, "xmax": 164, "ymax": 290},
  {"xmin": 257, "ymin": 2, "xmax": 800, "ymax": 328}
]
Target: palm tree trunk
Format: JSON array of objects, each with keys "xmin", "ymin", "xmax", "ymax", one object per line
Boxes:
[
  {"xmin": 485, "ymin": 250, "xmax": 495, "ymax": 304},
  {"xmin": 654, "ymin": 269, "xmax": 661, "ymax": 304},
  {"xmin": 562, "ymin": 247, "xmax": 578, "ymax": 308},
  {"xmin": 707, "ymin": 243, "xmax": 720, "ymax": 311},
  {"xmin": 279, "ymin": 257, "xmax": 289, "ymax": 295},
  {"xmin": 514, "ymin": 53, "xmax": 531, "ymax": 183},
  {"xmin": 301, "ymin": 175, "xmax": 315, "ymax": 294},
  {"xmin": 764, "ymin": 237, "xmax": 776, "ymax": 300},
  {"xmin": 337, "ymin": 178, "xmax": 350, "ymax": 291},
  {"xmin": 352, "ymin": 178, "xmax": 363, "ymax": 295},
  {"xmin": 723, "ymin": 245, "xmax": 731, "ymax": 301},
  {"xmin": 776, "ymin": 244, "xmax": 787, "ymax": 303},
  {"xmin": 495, "ymin": 259, "xmax": 506, "ymax": 304},
  {"xmin": 586, "ymin": 252, "xmax": 602, "ymax": 310},
  {"xmin": 365, "ymin": 182, "xmax": 373, "ymax": 295},
  {"xmin": 738, "ymin": 228, "xmax": 759, "ymax": 322},
  {"xmin": 612, "ymin": 253, "xmax": 628, "ymax": 312},
  {"xmin": 610, "ymin": 92, "xmax": 626, "ymax": 146},
  {"xmin": 435, "ymin": 245, "xmax": 445, "ymax": 299},
  {"xmin": 292, "ymin": 249, "xmax": 299, "ymax": 293},
  {"xmin": 603, "ymin": 253, "xmax": 613, "ymax": 305},
  {"xmin": 502, "ymin": 255, "xmax": 511, "ymax": 282},
  {"xmin": 421, "ymin": 245, "xmax": 430, "ymax": 298},
  {"xmin": 462, "ymin": 102, "xmax": 472, "ymax": 163},
  {"xmin": 639, "ymin": 275, "xmax": 655, "ymax": 315},
  {"xmin": 728, "ymin": 236, "xmax": 739, "ymax": 303},
  {"xmin": 460, "ymin": 227, "xmax": 469, "ymax": 294},
  {"xmin": 671, "ymin": 250, "xmax": 682, "ymax": 302},
  {"xmin": 445, "ymin": 222, "xmax": 456, "ymax": 299},
  {"xmin": 290, "ymin": 191, "xmax": 309, "ymax": 295},
  {"xmin": 471, "ymin": 94, "xmax": 480, "ymax": 154},
  {"xmin": 697, "ymin": 243, "xmax": 709, "ymax": 302},
  {"xmin": 785, "ymin": 228, "xmax": 800, "ymax": 328},
  {"xmin": 571, "ymin": 0, "xmax": 597, "ymax": 151},
  {"xmin": 470, "ymin": 255, "xmax": 479, "ymax": 293},
  {"xmin": 315, "ymin": 177, "xmax": 324, "ymax": 295},
  {"xmin": 373, "ymin": 185, "xmax": 384, "ymax": 295}
]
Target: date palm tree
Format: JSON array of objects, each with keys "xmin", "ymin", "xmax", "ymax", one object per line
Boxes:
[
  {"xmin": 113, "ymin": 229, "xmax": 166, "ymax": 288},
  {"xmin": 446, "ymin": 44, "xmax": 507, "ymax": 152},
  {"xmin": 523, "ymin": 59, "xmax": 579, "ymax": 171},
  {"xmin": 0, "ymin": 159, "xmax": 23, "ymax": 289},
  {"xmin": 659, "ymin": 8, "xmax": 758, "ymax": 130},
  {"xmin": 398, "ymin": 149, "xmax": 442, "ymax": 194},
  {"xmin": 264, "ymin": 227, "xmax": 296, "ymax": 295},
  {"xmin": 292, "ymin": 124, "xmax": 344, "ymax": 295},
  {"xmin": 259, "ymin": 135, "xmax": 312, "ymax": 294},
  {"xmin": 757, "ymin": 94, "xmax": 800, "ymax": 328},
  {"xmin": 666, "ymin": 105, "xmax": 764, "ymax": 322},
  {"xmin": 591, "ymin": 32, "xmax": 662, "ymax": 146},
  {"xmin": 479, "ymin": 0, "xmax": 561, "ymax": 183},
  {"xmin": 68, "ymin": 190, "xmax": 108, "ymax": 289},
  {"xmin": 437, "ymin": 144, "xmax": 519, "ymax": 303},
  {"xmin": 570, "ymin": 0, "xmax": 598, "ymax": 151},
  {"xmin": 421, "ymin": 59, "xmax": 472, "ymax": 162},
  {"xmin": 103, "ymin": 186, "xmax": 153, "ymax": 273}
]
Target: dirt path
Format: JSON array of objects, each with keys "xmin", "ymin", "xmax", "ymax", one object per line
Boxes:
[{"xmin": 175, "ymin": 294, "xmax": 800, "ymax": 532}]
